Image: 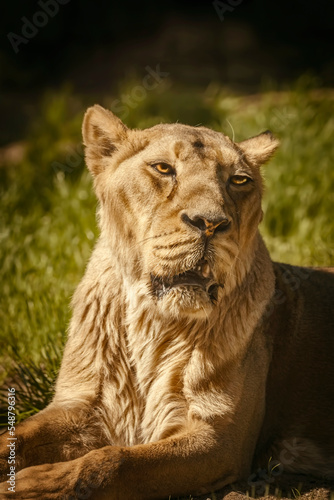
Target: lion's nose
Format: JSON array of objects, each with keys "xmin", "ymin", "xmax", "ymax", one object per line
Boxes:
[{"xmin": 181, "ymin": 213, "xmax": 231, "ymax": 237}]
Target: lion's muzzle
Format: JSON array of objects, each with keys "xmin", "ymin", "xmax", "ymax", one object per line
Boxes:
[{"xmin": 150, "ymin": 259, "xmax": 222, "ymax": 303}]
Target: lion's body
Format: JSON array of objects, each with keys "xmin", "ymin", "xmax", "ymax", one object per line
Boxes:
[
  {"xmin": 255, "ymin": 263, "xmax": 334, "ymax": 476},
  {"xmin": 0, "ymin": 107, "xmax": 333, "ymax": 499}
]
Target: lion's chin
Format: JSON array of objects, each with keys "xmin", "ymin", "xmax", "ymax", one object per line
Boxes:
[
  {"xmin": 149, "ymin": 259, "xmax": 222, "ymax": 318},
  {"xmin": 155, "ymin": 285, "xmax": 216, "ymax": 319}
]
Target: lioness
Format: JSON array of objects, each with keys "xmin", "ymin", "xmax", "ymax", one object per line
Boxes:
[{"xmin": 0, "ymin": 105, "xmax": 333, "ymax": 500}]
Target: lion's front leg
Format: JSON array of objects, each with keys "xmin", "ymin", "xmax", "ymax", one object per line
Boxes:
[
  {"xmin": 0, "ymin": 403, "xmax": 107, "ymax": 482},
  {"xmin": 0, "ymin": 448, "xmax": 123, "ymax": 500},
  {"xmin": 1, "ymin": 421, "xmax": 248, "ymax": 500},
  {"xmin": 0, "ymin": 459, "xmax": 90, "ymax": 500},
  {"xmin": 96, "ymin": 424, "xmax": 241, "ymax": 500}
]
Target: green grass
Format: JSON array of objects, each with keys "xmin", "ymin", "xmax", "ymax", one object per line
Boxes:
[{"xmin": 0, "ymin": 77, "xmax": 333, "ymax": 421}]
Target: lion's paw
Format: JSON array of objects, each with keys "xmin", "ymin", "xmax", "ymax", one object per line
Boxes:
[{"xmin": 0, "ymin": 461, "xmax": 82, "ymax": 499}]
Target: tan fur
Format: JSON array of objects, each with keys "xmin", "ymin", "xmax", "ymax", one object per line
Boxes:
[{"xmin": 0, "ymin": 106, "xmax": 333, "ymax": 499}]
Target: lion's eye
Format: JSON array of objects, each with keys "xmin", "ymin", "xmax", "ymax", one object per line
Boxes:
[
  {"xmin": 152, "ymin": 163, "xmax": 174, "ymax": 175},
  {"xmin": 230, "ymin": 175, "xmax": 252, "ymax": 185}
]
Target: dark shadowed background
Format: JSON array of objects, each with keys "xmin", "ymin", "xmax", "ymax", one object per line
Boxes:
[{"xmin": 1, "ymin": 0, "xmax": 334, "ymax": 144}]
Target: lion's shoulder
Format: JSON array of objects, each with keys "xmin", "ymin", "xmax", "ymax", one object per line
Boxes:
[
  {"xmin": 272, "ymin": 261, "xmax": 334, "ymax": 301},
  {"xmin": 268, "ymin": 261, "xmax": 334, "ymax": 349}
]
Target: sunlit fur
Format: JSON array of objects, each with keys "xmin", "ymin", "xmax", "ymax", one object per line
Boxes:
[
  {"xmin": 0, "ymin": 107, "xmax": 333, "ymax": 500},
  {"xmin": 54, "ymin": 112, "xmax": 279, "ymax": 447}
]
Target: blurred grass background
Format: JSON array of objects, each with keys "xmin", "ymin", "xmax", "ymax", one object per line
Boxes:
[{"xmin": 0, "ymin": 76, "xmax": 333, "ymax": 422}]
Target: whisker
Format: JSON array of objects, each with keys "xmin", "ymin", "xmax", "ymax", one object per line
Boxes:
[
  {"xmin": 226, "ymin": 118, "xmax": 235, "ymax": 142},
  {"xmin": 137, "ymin": 229, "xmax": 182, "ymax": 246}
]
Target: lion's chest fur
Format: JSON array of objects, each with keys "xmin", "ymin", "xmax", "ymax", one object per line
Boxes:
[
  {"xmin": 101, "ymin": 321, "xmax": 235, "ymax": 447},
  {"xmin": 101, "ymin": 296, "xmax": 202, "ymax": 446},
  {"xmin": 98, "ymin": 286, "xmax": 265, "ymax": 447}
]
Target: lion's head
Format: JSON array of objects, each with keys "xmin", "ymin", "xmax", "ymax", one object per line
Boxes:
[{"xmin": 83, "ymin": 105, "xmax": 279, "ymax": 318}]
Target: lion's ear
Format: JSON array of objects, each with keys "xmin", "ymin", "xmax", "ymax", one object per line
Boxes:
[
  {"xmin": 82, "ymin": 105, "xmax": 128, "ymax": 176},
  {"xmin": 237, "ymin": 131, "xmax": 279, "ymax": 167}
]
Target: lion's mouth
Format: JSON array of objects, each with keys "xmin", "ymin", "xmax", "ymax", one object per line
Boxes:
[{"xmin": 151, "ymin": 260, "xmax": 221, "ymax": 302}]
